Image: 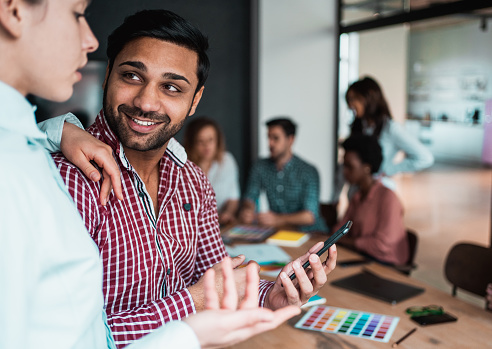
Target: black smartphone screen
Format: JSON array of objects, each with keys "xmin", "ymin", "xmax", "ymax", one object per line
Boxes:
[{"xmin": 411, "ymin": 313, "xmax": 457, "ymax": 326}]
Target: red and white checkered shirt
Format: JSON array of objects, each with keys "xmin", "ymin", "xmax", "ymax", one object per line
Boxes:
[{"xmin": 52, "ymin": 112, "xmax": 273, "ymax": 348}]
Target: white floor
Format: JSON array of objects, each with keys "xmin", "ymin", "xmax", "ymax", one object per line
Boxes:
[{"xmin": 395, "ymin": 162, "xmax": 492, "ymax": 308}]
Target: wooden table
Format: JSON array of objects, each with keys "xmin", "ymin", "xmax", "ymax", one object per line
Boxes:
[{"xmin": 230, "ymin": 235, "xmax": 492, "ymax": 348}]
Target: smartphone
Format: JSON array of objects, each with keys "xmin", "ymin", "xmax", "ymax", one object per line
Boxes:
[
  {"xmin": 289, "ymin": 220, "xmax": 352, "ymax": 281},
  {"xmin": 410, "ymin": 313, "xmax": 457, "ymax": 326}
]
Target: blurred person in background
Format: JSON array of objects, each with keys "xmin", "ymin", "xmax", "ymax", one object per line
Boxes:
[
  {"xmin": 344, "ymin": 76, "xmax": 434, "ymax": 191},
  {"xmin": 333, "ymin": 135, "xmax": 409, "ymax": 266},
  {"xmin": 239, "ymin": 117, "xmax": 327, "ymax": 232},
  {"xmin": 184, "ymin": 117, "xmax": 240, "ymax": 225}
]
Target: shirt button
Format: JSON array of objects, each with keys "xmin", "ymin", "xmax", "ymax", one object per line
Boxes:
[
  {"xmin": 138, "ymin": 192, "xmax": 145, "ymax": 198},
  {"xmin": 276, "ymin": 185, "xmax": 284, "ymax": 192},
  {"xmin": 277, "ymin": 171, "xmax": 284, "ymax": 179}
]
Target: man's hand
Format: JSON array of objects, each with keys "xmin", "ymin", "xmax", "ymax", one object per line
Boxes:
[
  {"xmin": 60, "ymin": 122, "xmax": 123, "ymax": 205},
  {"xmin": 264, "ymin": 242, "xmax": 337, "ymax": 309},
  {"xmin": 239, "ymin": 206, "xmax": 256, "ymax": 224},
  {"xmin": 257, "ymin": 211, "xmax": 280, "ymax": 227},
  {"xmin": 188, "ymin": 255, "xmax": 252, "ymax": 311},
  {"xmin": 184, "ymin": 257, "xmax": 300, "ymax": 348}
]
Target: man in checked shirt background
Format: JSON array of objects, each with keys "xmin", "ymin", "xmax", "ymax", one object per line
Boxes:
[{"xmin": 44, "ymin": 9, "xmax": 337, "ymax": 348}]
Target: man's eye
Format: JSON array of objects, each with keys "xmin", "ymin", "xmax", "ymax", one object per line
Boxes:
[
  {"xmin": 124, "ymin": 73, "xmax": 140, "ymax": 81},
  {"xmin": 165, "ymin": 84, "xmax": 179, "ymax": 92}
]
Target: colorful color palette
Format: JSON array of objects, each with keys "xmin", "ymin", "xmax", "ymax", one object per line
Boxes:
[{"xmin": 295, "ymin": 306, "xmax": 399, "ymax": 343}]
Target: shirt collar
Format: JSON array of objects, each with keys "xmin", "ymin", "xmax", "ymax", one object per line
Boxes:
[
  {"xmin": 93, "ymin": 110, "xmax": 188, "ymax": 169},
  {"xmin": 0, "ymin": 80, "xmax": 47, "ymax": 141}
]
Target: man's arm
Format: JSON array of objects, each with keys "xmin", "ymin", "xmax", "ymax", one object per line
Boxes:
[
  {"xmin": 238, "ymin": 163, "xmax": 262, "ymax": 223},
  {"xmin": 257, "ymin": 210, "xmax": 314, "ymax": 228},
  {"xmin": 128, "ymin": 258, "xmax": 300, "ymax": 349},
  {"xmin": 188, "ymin": 171, "xmax": 230, "ymax": 309}
]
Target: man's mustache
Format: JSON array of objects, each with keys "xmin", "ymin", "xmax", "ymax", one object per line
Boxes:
[{"xmin": 118, "ymin": 105, "xmax": 170, "ymax": 123}]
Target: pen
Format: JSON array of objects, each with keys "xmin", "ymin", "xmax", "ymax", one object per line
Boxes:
[{"xmin": 391, "ymin": 327, "xmax": 417, "ymax": 348}]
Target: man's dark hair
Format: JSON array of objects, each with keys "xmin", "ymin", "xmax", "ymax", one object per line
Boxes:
[
  {"xmin": 342, "ymin": 135, "xmax": 383, "ymax": 174},
  {"xmin": 106, "ymin": 9, "xmax": 210, "ymax": 93},
  {"xmin": 266, "ymin": 117, "xmax": 296, "ymax": 137}
]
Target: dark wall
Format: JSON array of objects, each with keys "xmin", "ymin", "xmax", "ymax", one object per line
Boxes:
[{"xmin": 86, "ymin": 0, "xmax": 253, "ymax": 189}]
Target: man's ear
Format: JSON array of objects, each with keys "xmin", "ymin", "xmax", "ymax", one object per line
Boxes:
[
  {"xmin": 0, "ymin": 0, "xmax": 27, "ymax": 39},
  {"xmin": 288, "ymin": 134, "xmax": 295, "ymax": 147},
  {"xmin": 188, "ymin": 86, "xmax": 204, "ymax": 116}
]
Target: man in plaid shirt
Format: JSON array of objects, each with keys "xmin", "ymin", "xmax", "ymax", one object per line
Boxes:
[
  {"xmin": 52, "ymin": 10, "xmax": 337, "ymax": 348},
  {"xmin": 239, "ymin": 118, "xmax": 327, "ymax": 232}
]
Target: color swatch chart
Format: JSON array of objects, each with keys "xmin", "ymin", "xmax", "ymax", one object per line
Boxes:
[{"xmin": 295, "ymin": 306, "xmax": 399, "ymax": 342}]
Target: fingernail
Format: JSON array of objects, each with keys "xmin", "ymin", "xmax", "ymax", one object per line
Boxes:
[
  {"xmin": 280, "ymin": 272, "xmax": 288, "ymax": 279},
  {"xmin": 102, "ymin": 197, "xmax": 107, "ymax": 206},
  {"xmin": 293, "ymin": 261, "xmax": 301, "ymax": 269},
  {"xmin": 90, "ymin": 172, "xmax": 98, "ymax": 181}
]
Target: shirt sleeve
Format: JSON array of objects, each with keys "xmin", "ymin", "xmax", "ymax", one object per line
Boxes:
[
  {"xmin": 383, "ymin": 121, "xmax": 434, "ymax": 176},
  {"xmin": 37, "ymin": 113, "xmax": 84, "ymax": 153},
  {"xmin": 302, "ymin": 166, "xmax": 321, "ymax": 215},
  {"xmin": 106, "ymin": 289, "xmax": 198, "ymax": 348},
  {"xmin": 127, "ymin": 321, "xmax": 200, "ymax": 349},
  {"xmin": 0, "ymin": 173, "xmax": 37, "ymax": 349}
]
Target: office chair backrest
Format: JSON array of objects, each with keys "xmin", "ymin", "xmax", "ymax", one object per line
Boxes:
[
  {"xmin": 320, "ymin": 203, "xmax": 338, "ymax": 231},
  {"xmin": 393, "ymin": 229, "xmax": 418, "ymax": 276},
  {"xmin": 406, "ymin": 229, "xmax": 418, "ymax": 268},
  {"xmin": 444, "ymin": 243, "xmax": 492, "ymax": 298}
]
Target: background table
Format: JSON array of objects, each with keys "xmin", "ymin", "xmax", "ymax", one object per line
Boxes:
[{"xmin": 229, "ymin": 234, "xmax": 492, "ymax": 348}]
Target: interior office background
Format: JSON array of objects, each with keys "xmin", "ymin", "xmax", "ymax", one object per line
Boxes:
[
  {"xmin": 34, "ymin": 0, "xmax": 337, "ymax": 200},
  {"xmin": 32, "ymin": 0, "xmax": 492, "ymax": 305}
]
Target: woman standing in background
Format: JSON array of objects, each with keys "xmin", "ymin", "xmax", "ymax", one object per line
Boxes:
[
  {"xmin": 184, "ymin": 117, "xmax": 240, "ymax": 225},
  {"xmin": 345, "ymin": 76, "xmax": 434, "ymax": 190}
]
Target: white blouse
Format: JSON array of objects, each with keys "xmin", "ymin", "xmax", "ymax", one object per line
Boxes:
[{"xmin": 208, "ymin": 152, "xmax": 240, "ymax": 211}]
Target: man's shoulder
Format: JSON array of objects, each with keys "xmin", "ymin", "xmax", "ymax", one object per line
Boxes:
[
  {"xmin": 292, "ymin": 155, "xmax": 318, "ymax": 173},
  {"xmin": 51, "ymin": 152, "xmax": 99, "ymax": 193},
  {"xmin": 252, "ymin": 157, "xmax": 271, "ymax": 168}
]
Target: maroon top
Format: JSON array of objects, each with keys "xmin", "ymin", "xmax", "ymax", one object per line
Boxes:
[{"xmin": 334, "ymin": 181, "xmax": 409, "ymax": 265}]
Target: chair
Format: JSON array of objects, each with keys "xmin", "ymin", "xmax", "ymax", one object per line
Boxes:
[
  {"xmin": 444, "ymin": 243, "xmax": 492, "ymax": 307},
  {"xmin": 320, "ymin": 202, "xmax": 338, "ymax": 232},
  {"xmin": 394, "ymin": 229, "xmax": 419, "ymax": 276}
]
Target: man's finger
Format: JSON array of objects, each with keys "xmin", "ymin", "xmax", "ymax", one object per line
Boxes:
[
  {"xmin": 230, "ymin": 254, "xmax": 246, "ymax": 269},
  {"xmin": 240, "ymin": 262, "xmax": 260, "ymax": 310},
  {"xmin": 221, "ymin": 257, "xmax": 238, "ymax": 310},
  {"xmin": 204, "ymin": 269, "xmax": 219, "ymax": 310}
]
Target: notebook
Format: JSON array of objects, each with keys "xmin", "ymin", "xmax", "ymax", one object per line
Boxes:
[
  {"xmin": 331, "ymin": 269, "xmax": 425, "ymax": 304},
  {"xmin": 225, "ymin": 243, "xmax": 291, "ymax": 265},
  {"xmin": 266, "ymin": 230, "xmax": 310, "ymax": 247}
]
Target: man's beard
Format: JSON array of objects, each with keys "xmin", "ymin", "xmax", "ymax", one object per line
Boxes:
[{"xmin": 103, "ymin": 89, "xmax": 185, "ymax": 152}]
